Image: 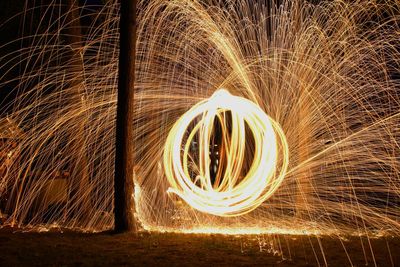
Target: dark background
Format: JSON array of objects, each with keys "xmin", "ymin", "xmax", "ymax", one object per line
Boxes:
[{"xmin": 0, "ymin": 0, "xmax": 105, "ymax": 112}]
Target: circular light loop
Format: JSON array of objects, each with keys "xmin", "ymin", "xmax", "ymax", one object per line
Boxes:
[{"xmin": 164, "ymin": 89, "xmax": 289, "ymax": 217}]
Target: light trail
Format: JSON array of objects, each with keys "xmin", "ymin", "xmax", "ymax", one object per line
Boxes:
[
  {"xmin": 0, "ymin": 1, "xmax": 399, "ymax": 248},
  {"xmin": 164, "ymin": 89, "xmax": 289, "ymax": 216}
]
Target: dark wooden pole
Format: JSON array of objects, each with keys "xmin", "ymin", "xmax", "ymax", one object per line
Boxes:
[
  {"xmin": 114, "ymin": 0, "xmax": 137, "ymax": 232},
  {"xmin": 65, "ymin": 0, "xmax": 91, "ymax": 222}
]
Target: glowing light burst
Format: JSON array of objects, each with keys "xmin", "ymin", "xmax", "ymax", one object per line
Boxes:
[
  {"xmin": 164, "ymin": 89, "xmax": 289, "ymax": 217},
  {"xmin": 0, "ymin": 0, "xmax": 400, "ymax": 244}
]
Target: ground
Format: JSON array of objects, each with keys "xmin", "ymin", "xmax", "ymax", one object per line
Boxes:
[{"xmin": 0, "ymin": 228, "xmax": 399, "ymax": 266}]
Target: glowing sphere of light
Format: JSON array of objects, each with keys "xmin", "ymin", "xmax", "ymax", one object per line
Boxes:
[{"xmin": 163, "ymin": 89, "xmax": 289, "ymax": 217}]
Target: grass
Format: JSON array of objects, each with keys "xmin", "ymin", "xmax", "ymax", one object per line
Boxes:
[{"xmin": 0, "ymin": 227, "xmax": 399, "ymax": 266}]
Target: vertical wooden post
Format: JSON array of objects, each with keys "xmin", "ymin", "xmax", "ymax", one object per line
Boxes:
[
  {"xmin": 65, "ymin": 0, "xmax": 91, "ymax": 221},
  {"xmin": 114, "ymin": 0, "xmax": 137, "ymax": 232}
]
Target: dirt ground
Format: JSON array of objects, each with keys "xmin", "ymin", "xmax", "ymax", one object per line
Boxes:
[{"xmin": 0, "ymin": 228, "xmax": 399, "ymax": 267}]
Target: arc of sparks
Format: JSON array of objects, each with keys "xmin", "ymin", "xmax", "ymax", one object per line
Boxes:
[{"xmin": 163, "ymin": 89, "xmax": 289, "ymax": 217}]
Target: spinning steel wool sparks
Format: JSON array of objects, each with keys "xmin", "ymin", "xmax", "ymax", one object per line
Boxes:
[
  {"xmin": 0, "ymin": 0, "xmax": 399, "ymax": 239},
  {"xmin": 164, "ymin": 89, "xmax": 289, "ymax": 217}
]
